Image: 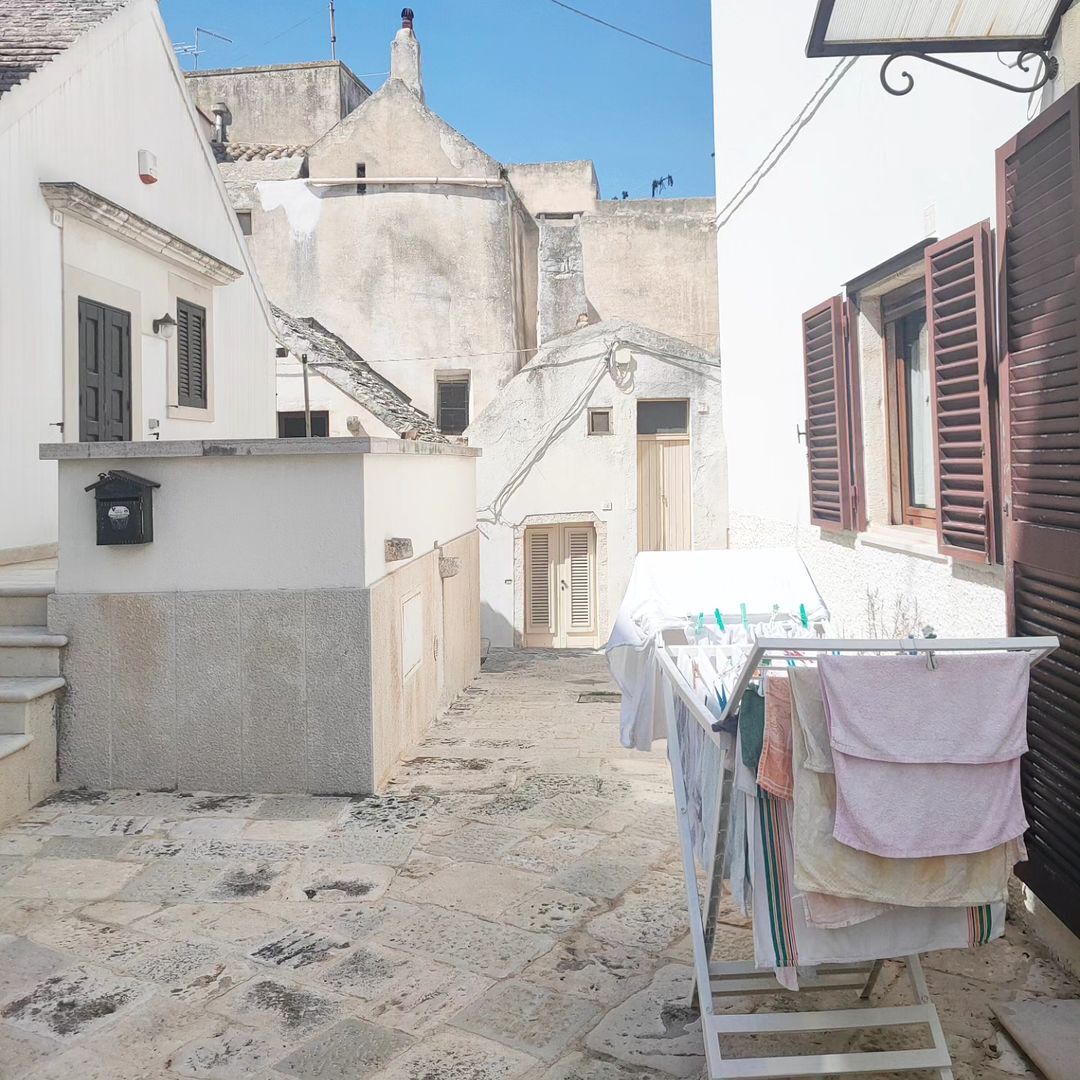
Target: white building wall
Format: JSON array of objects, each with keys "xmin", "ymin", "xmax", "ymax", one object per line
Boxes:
[
  {"xmin": 0, "ymin": 0, "xmax": 275, "ymax": 559},
  {"xmin": 711, "ymin": 0, "xmax": 1031, "ymax": 636},
  {"xmin": 469, "ymin": 343, "xmax": 727, "ymax": 647}
]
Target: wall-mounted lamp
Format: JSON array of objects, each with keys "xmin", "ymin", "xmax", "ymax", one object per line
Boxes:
[{"xmin": 152, "ymin": 313, "xmax": 177, "ymax": 339}]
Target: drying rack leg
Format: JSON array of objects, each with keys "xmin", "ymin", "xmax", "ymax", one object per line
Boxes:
[
  {"xmin": 859, "ymin": 958, "xmax": 884, "ymax": 1000},
  {"xmin": 904, "ymin": 954, "xmax": 954, "ymax": 1080}
]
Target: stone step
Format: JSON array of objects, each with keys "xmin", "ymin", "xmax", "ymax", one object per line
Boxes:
[
  {"xmin": 0, "ymin": 676, "xmax": 66, "ymax": 735},
  {"xmin": 0, "ymin": 588, "xmax": 50, "ymax": 626},
  {"xmin": 0, "ymin": 627, "xmax": 68, "ymax": 678}
]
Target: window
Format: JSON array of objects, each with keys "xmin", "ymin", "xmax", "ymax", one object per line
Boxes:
[
  {"xmin": 637, "ymin": 399, "xmax": 688, "ymax": 435},
  {"xmin": 588, "ymin": 407, "xmax": 612, "ymax": 435},
  {"xmin": 356, "ymin": 162, "xmax": 367, "ymax": 195},
  {"xmin": 236, "ymin": 211, "xmax": 252, "ymax": 236},
  {"xmin": 176, "ymin": 299, "xmax": 208, "ymax": 409},
  {"xmin": 277, "ymin": 410, "xmax": 329, "ymax": 438},
  {"xmin": 436, "ymin": 375, "xmax": 469, "ymax": 435},
  {"xmin": 883, "ymin": 282, "xmax": 935, "ymax": 528}
]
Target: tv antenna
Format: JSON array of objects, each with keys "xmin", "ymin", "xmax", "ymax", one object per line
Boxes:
[
  {"xmin": 173, "ymin": 27, "xmax": 233, "ymax": 70},
  {"xmin": 329, "ymin": 1, "xmax": 338, "ymax": 60}
]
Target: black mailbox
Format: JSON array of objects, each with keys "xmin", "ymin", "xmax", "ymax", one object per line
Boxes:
[{"xmin": 85, "ymin": 470, "xmax": 160, "ymax": 546}]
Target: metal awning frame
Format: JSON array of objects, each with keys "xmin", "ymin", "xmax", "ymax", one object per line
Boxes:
[{"xmin": 806, "ymin": 0, "xmax": 1072, "ymax": 96}]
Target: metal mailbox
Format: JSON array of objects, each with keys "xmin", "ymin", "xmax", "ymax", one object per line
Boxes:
[{"xmin": 85, "ymin": 470, "xmax": 160, "ymax": 546}]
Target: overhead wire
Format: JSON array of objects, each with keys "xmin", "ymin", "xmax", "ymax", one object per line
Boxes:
[
  {"xmin": 546, "ymin": 0, "xmax": 711, "ymax": 67},
  {"xmin": 714, "ymin": 57, "xmax": 857, "ymax": 230}
]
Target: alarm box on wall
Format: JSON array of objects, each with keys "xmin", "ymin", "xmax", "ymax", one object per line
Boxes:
[{"xmin": 85, "ymin": 470, "xmax": 161, "ymax": 545}]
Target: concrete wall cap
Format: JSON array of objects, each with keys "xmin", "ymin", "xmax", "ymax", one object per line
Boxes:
[{"xmin": 40, "ymin": 438, "xmax": 481, "ymax": 461}]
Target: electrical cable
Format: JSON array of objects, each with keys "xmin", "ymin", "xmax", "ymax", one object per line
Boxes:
[
  {"xmin": 547, "ymin": 0, "xmax": 711, "ymax": 67},
  {"xmin": 714, "ymin": 57, "xmax": 857, "ymax": 230}
]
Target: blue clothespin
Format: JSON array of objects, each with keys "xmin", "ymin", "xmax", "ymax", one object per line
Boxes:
[
  {"xmin": 714, "ymin": 607, "xmax": 725, "ymax": 631},
  {"xmin": 799, "ymin": 603, "xmax": 809, "ymax": 629},
  {"xmin": 740, "ymin": 603, "xmax": 749, "ymax": 630}
]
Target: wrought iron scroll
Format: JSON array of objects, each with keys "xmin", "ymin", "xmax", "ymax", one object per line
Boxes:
[{"xmin": 880, "ymin": 50, "xmax": 1059, "ymax": 96}]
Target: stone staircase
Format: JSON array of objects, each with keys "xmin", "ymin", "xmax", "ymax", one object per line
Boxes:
[{"xmin": 0, "ymin": 583, "xmax": 66, "ymax": 825}]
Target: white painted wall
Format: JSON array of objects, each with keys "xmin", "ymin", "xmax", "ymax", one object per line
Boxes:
[
  {"xmin": 50, "ymin": 441, "xmax": 479, "ymax": 594},
  {"xmin": 711, "ymin": 0, "xmax": 1031, "ymax": 636},
  {"xmin": 0, "ymin": 0, "xmax": 275, "ymax": 559},
  {"xmin": 275, "ymin": 357, "xmax": 399, "ymax": 439},
  {"xmin": 468, "ymin": 339, "xmax": 727, "ymax": 647}
]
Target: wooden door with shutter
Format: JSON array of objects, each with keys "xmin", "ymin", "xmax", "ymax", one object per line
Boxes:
[
  {"xmin": 78, "ymin": 297, "xmax": 131, "ymax": 441},
  {"xmin": 997, "ymin": 86, "xmax": 1080, "ymax": 937},
  {"xmin": 637, "ymin": 436, "xmax": 692, "ymax": 551},
  {"xmin": 523, "ymin": 524, "xmax": 598, "ymax": 647}
]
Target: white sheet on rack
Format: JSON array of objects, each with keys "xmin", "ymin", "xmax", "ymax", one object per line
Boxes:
[{"xmin": 606, "ymin": 548, "xmax": 828, "ymax": 750}]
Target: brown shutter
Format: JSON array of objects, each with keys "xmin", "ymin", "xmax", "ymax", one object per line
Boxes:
[
  {"xmin": 802, "ymin": 295, "xmax": 858, "ymax": 530},
  {"xmin": 998, "ymin": 85, "xmax": 1080, "ymax": 937},
  {"xmin": 176, "ymin": 299, "xmax": 207, "ymax": 409},
  {"xmin": 925, "ymin": 221, "xmax": 998, "ymax": 562}
]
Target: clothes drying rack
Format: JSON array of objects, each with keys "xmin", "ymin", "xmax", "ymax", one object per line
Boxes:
[{"xmin": 655, "ymin": 632, "xmax": 1059, "ymax": 1080}]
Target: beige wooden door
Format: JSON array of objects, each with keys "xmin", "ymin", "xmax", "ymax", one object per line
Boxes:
[
  {"xmin": 637, "ymin": 435, "xmax": 692, "ymax": 551},
  {"xmin": 523, "ymin": 524, "xmax": 598, "ymax": 647}
]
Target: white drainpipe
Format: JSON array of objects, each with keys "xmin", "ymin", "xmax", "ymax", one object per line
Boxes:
[{"xmin": 305, "ymin": 177, "xmax": 506, "ymax": 188}]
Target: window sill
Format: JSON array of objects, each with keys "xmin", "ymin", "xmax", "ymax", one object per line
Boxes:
[
  {"xmin": 857, "ymin": 524, "xmax": 947, "ymax": 563},
  {"xmin": 167, "ymin": 405, "xmax": 214, "ymax": 423}
]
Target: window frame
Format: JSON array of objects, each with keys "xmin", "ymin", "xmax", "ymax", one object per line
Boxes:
[
  {"xmin": 435, "ymin": 373, "xmax": 470, "ymax": 436},
  {"xmin": 176, "ymin": 297, "xmax": 209, "ymax": 411},
  {"xmin": 236, "ymin": 211, "xmax": 252, "ymax": 236},
  {"xmin": 277, "ymin": 410, "xmax": 330, "ymax": 438},
  {"xmin": 636, "ymin": 398, "xmax": 689, "ymax": 436},
  {"xmin": 882, "ymin": 282, "xmax": 937, "ymax": 530},
  {"xmin": 587, "ymin": 407, "xmax": 613, "ymax": 436}
]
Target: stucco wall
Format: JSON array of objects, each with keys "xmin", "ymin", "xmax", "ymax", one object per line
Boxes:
[
  {"xmin": 711, "ymin": 0, "xmax": 1027, "ymax": 636},
  {"xmin": 468, "ymin": 342, "xmax": 727, "ymax": 647},
  {"xmin": 440, "ymin": 530, "xmax": 481, "ymax": 708},
  {"xmin": 184, "ymin": 61, "xmax": 368, "ymax": 147},
  {"xmin": 0, "ymin": 0, "xmax": 275, "ymax": 560},
  {"xmin": 275, "ymin": 358, "xmax": 399, "ymax": 439},
  {"xmin": 505, "ymin": 161, "xmax": 600, "ymax": 216},
  {"xmin": 580, "ymin": 199, "xmax": 719, "ymax": 351}
]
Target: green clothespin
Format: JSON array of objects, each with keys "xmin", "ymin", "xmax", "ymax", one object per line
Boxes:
[
  {"xmin": 740, "ymin": 603, "xmax": 749, "ymax": 630},
  {"xmin": 799, "ymin": 603, "xmax": 809, "ymax": 629},
  {"xmin": 714, "ymin": 607, "xmax": 725, "ymax": 631},
  {"xmin": 696, "ymin": 612, "xmax": 705, "ymax": 639}
]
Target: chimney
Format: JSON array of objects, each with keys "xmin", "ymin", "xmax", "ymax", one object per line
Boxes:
[{"xmin": 391, "ymin": 8, "xmax": 424, "ymax": 102}]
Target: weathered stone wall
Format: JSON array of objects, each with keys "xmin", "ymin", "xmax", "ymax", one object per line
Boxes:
[
  {"xmin": 184, "ymin": 61, "xmax": 368, "ymax": 148},
  {"xmin": 537, "ymin": 220, "xmax": 587, "ymax": 345}
]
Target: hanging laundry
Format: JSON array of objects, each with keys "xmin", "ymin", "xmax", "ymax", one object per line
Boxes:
[
  {"xmin": 749, "ymin": 785, "xmax": 1004, "ymax": 974},
  {"xmin": 738, "ymin": 684, "xmax": 765, "ymax": 771},
  {"xmin": 819, "ymin": 654, "xmax": 1030, "ymax": 858},
  {"xmin": 757, "ymin": 673, "xmax": 794, "ymax": 800},
  {"xmin": 787, "ymin": 666, "xmax": 1018, "ymax": 913}
]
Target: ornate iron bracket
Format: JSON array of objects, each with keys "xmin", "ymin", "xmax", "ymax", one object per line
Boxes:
[{"xmin": 880, "ymin": 50, "xmax": 1059, "ymax": 96}]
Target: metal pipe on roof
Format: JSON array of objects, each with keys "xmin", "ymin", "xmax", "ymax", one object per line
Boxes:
[{"xmin": 305, "ymin": 177, "xmax": 506, "ymax": 188}]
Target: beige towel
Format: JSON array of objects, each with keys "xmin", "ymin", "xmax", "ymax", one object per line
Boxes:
[{"xmin": 788, "ymin": 666, "xmax": 1017, "ymax": 910}]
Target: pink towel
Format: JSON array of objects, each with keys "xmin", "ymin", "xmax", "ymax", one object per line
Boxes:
[
  {"xmin": 757, "ymin": 674, "xmax": 794, "ymax": 800},
  {"xmin": 819, "ymin": 653, "xmax": 1029, "ymax": 858}
]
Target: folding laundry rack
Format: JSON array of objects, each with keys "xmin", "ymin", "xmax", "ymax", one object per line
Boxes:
[{"xmin": 654, "ymin": 633, "xmax": 1059, "ymax": 1080}]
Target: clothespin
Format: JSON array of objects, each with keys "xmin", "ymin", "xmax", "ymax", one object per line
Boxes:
[
  {"xmin": 696, "ymin": 612, "xmax": 706, "ymax": 640},
  {"xmin": 923, "ymin": 624, "xmax": 938, "ymax": 670},
  {"xmin": 799, "ymin": 603, "xmax": 809, "ymax": 630},
  {"xmin": 740, "ymin": 603, "xmax": 749, "ymax": 631},
  {"xmin": 714, "ymin": 608, "xmax": 725, "ymax": 631}
]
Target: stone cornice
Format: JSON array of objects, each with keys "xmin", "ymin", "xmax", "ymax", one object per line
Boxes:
[{"xmin": 40, "ymin": 181, "xmax": 243, "ymax": 285}]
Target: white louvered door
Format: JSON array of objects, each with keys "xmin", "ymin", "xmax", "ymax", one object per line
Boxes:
[{"xmin": 523, "ymin": 524, "xmax": 597, "ymax": 647}]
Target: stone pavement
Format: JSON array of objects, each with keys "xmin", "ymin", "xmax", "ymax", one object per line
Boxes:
[{"xmin": 0, "ymin": 649, "xmax": 1077, "ymax": 1080}]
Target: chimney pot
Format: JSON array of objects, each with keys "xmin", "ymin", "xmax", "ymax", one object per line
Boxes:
[{"xmin": 401, "ymin": 7, "xmax": 414, "ymax": 29}]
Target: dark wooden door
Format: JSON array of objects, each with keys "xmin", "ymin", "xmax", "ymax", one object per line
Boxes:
[
  {"xmin": 997, "ymin": 87, "xmax": 1080, "ymax": 936},
  {"xmin": 79, "ymin": 298, "xmax": 131, "ymax": 441}
]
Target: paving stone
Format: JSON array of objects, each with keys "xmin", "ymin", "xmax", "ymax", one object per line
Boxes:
[
  {"xmin": 273, "ymin": 1017, "xmax": 414, "ymax": 1079},
  {"xmin": 451, "ymin": 978, "xmax": 600, "ymax": 1062},
  {"xmin": 345, "ymin": 794, "xmax": 436, "ymax": 830},
  {"xmin": 248, "ymin": 927, "xmax": 352, "ymax": 971},
  {"xmin": 0, "ymin": 858, "xmax": 28, "ymax": 886},
  {"xmin": 316, "ymin": 943, "xmax": 415, "ymax": 1002},
  {"xmin": 380, "ymin": 905, "xmax": 555, "ymax": 979},
  {"xmin": 208, "ymin": 977, "xmax": 343, "ymax": 1037},
  {"xmin": 39, "ymin": 814, "xmax": 161, "ymax": 838},
  {"xmin": 503, "ymin": 828, "xmax": 604, "ymax": 874},
  {"xmin": 522, "ymin": 933, "xmax": 654, "ymax": 1004},
  {"xmin": 80, "ymin": 996, "xmax": 221, "ymax": 1071},
  {"xmin": 309, "ymin": 827, "xmax": 417, "ymax": 866},
  {"xmin": 584, "ymin": 964, "xmax": 703, "ymax": 1077},
  {"xmin": 0, "ymin": 1020, "xmax": 59, "ymax": 1077},
  {"xmin": 241, "ymin": 820, "xmax": 332, "ymax": 843},
  {"xmin": 116, "ymin": 862, "xmax": 223, "ymax": 902},
  {"xmin": 301, "ymin": 898, "xmax": 418, "ymax": 941},
  {"xmin": 526, "ymin": 793, "xmax": 613, "ymax": 827},
  {"xmin": 502, "ymin": 888, "xmax": 599, "ymax": 934},
  {"xmin": 252, "ymin": 796, "xmax": 349, "ymax": 822},
  {"xmin": 0, "ymin": 835, "xmax": 45, "ymax": 858},
  {"xmin": 164, "ymin": 793, "xmax": 263, "ymax": 817},
  {"xmin": 38, "ymin": 835, "xmax": 131, "ymax": 859},
  {"xmin": 15, "ymin": 1043, "xmax": 177, "ymax": 1079},
  {"xmin": 0, "ymin": 963, "xmax": 153, "ymax": 1040},
  {"xmin": 203, "ymin": 862, "xmax": 297, "ymax": 902},
  {"xmin": 0, "ymin": 858, "xmax": 142, "ymax": 901},
  {"xmin": 553, "ymin": 855, "xmax": 651, "ymax": 900},
  {"xmin": 132, "ymin": 902, "xmax": 289, "ymax": 945},
  {"xmin": 296, "ymin": 861, "xmax": 393, "ymax": 902},
  {"xmin": 419, "ymin": 821, "xmax": 529, "ymax": 862},
  {"xmin": 167, "ymin": 1024, "xmax": 295, "ymax": 1079},
  {"xmin": 167, "ymin": 819, "xmax": 248, "ymax": 840},
  {"xmin": 0, "ymin": 898, "xmax": 82, "ymax": 936},
  {"xmin": 28, "ymin": 915, "xmax": 159, "ymax": 968},
  {"xmin": 540, "ymin": 1052, "xmax": 650, "ymax": 1080},
  {"xmin": 368, "ymin": 1029, "xmax": 537, "ymax": 1079},
  {"xmin": 586, "ymin": 874, "xmax": 688, "ymax": 952},
  {"xmin": 0, "ymin": 937, "xmax": 71, "ymax": 1007},
  {"xmin": 402, "ymin": 861, "xmax": 542, "ymax": 917},
  {"xmin": 364, "ymin": 960, "xmax": 491, "ymax": 1036}
]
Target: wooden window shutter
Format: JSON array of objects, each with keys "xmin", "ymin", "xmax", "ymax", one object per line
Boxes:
[
  {"xmin": 925, "ymin": 221, "xmax": 999, "ymax": 562},
  {"xmin": 525, "ymin": 529, "xmax": 554, "ymax": 634},
  {"xmin": 802, "ymin": 295, "xmax": 860, "ymax": 530},
  {"xmin": 567, "ymin": 527, "xmax": 594, "ymax": 631},
  {"xmin": 997, "ymin": 85, "xmax": 1080, "ymax": 938},
  {"xmin": 176, "ymin": 299, "xmax": 207, "ymax": 409}
]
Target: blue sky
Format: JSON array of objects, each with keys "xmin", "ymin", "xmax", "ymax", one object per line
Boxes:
[{"xmin": 160, "ymin": 0, "xmax": 715, "ymax": 199}]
